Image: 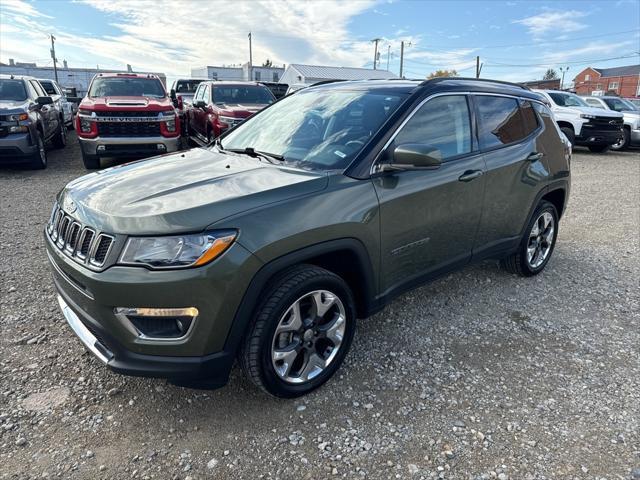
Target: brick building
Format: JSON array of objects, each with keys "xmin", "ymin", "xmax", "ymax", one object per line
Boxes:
[{"xmin": 573, "ymin": 65, "xmax": 640, "ymax": 98}]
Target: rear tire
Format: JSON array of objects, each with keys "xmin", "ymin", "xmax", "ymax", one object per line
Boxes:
[
  {"xmin": 588, "ymin": 145, "xmax": 609, "ymax": 153},
  {"xmin": 240, "ymin": 265, "xmax": 356, "ymax": 398},
  {"xmin": 610, "ymin": 127, "xmax": 630, "ymax": 151},
  {"xmin": 28, "ymin": 131, "xmax": 47, "ymax": 170},
  {"xmin": 81, "ymin": 150, "xmax": 100, "ymax": 169},
  {"xmin": 560, "ymin": 127, "xmax": 575, "ymax": 147},
  {"xmin": 501, "ymin": 201, "xmax": 558, "ymax": 277}
]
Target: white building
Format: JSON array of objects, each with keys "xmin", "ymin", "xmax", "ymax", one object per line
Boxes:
[
  {"xmin": 0, "ymin": 59, "xmax": 166, "ymax": 97},
  {"xmin": 279, "ymin": 64, "xmax": 398, "ymax": 87},
  {"xmin": 191, "ymin": 63, "xmax": 284, "ymax": 82}
]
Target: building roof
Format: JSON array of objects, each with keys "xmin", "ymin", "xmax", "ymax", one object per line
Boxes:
[
  {"xmin": 593, "ymin": 65, "xmax": 640, "ymax": 77},
  {"xmin": 288, "ymin": 64, "xmax": 398, "ymax": 80}
]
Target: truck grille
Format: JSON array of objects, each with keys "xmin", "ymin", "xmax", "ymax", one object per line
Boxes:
[
  {"xmin": 584, "ymin": 117, "xmax": 624, "ymax": 131},
  {"xmin": 47, "ymin": 204, "xmax": 115, "ymax": 269},
  {"xmin": 97, "ymin": 122, "xmax": 161, "ymax": 137}
]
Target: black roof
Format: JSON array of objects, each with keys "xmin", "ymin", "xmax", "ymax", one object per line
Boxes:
[{"xmin": 308, "ymin": 77, "xmax": 545, "ymax": 102}]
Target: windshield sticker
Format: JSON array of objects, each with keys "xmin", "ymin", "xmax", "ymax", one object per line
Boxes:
[{"xmin": 334, "ymin": 150, "xmax": 346, "ymax": 158}]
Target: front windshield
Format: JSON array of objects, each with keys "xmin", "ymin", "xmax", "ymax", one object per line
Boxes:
[
  {"xmin": 212, "ymin": 86, "xmax": 275, "ymax": 105},
  {"xmin": 221, "ymin": 88, "xmax": 406, "ymax": 171},
  {"xmin": 604, "ymin": 97, "xmax": 637, "ymax": 111},
  {"xmin": 0, "ymin": 79, "xmax": 28, "ymax": 101},
  {"xmin": 89, "ymin": 77, "xmax": 165, "ymax": 97},
  {"xmin": 175, "ymin": 80, "xmax": 203, "ymax": 94},
  {"xmin": 548, "ymin": 91, "xmax": 588, "ymax": 107}
]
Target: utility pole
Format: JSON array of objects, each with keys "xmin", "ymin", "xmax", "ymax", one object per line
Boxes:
[
  {"xmin": 386, "ymin": 44, "xmax": 392, "ymax": 71},
  {"xmin": 50, "ymin": 34, "xmax": 58, "ymax": 82},
  {"xmin": 371, "ymin": 38, "xmax": 381, "ymax": 70},
  {"xmin": 248, "ymin": 32, "xmax": 253, "ymax": 81},
  {"xmin": 399, "ymin": 41, "xmax": 404, "ymax": 78},
  {"xmin": 559, "ymin": 66, "xmax": 569, "ymax": 90},
  {"xmin": 475, "ymin": 56, "xmax": 480, "ymax": 78}
]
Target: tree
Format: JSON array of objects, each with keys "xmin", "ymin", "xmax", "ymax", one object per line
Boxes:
[
  {"xmin": 543, "ymin": 68, "xmax": 558, "ymax": 80},
  {"xmin": 262, "ymin": 59, "xmax": 273, "ymax": 67},
  {"xmin": 427, "ymin": 69, "xmax": 458, "ymax": 79}
]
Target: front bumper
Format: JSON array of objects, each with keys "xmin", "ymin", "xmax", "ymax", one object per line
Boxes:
[
  {"xmin": 0, "ymin": 132, "xmax": 38, "ymax": 163},
  {"xmin": 46, "ymin": 231, "xmax": 262, "ymax": 386},
  {"xmin": 78, "ymin": 135, "xmax": 180, "ymax": 157},
  {"xmin": 575, "ymin": 128, "xmax": 623, "ymax": 146}
]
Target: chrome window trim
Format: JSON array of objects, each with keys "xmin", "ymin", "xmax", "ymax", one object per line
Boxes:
[{"xmin": 370, "ymin": 91, "xmax": 548, "ymax": 175}]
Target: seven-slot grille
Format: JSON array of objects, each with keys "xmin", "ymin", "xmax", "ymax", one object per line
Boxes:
[{"xmin": 47, "ymin": 204, "xmax": 114, "ymax": 268}]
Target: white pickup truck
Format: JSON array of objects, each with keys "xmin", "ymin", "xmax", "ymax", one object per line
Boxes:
[
  {"xmin": 581, "ymin": 96, "xmax": 640, "ymax": 150},
  {"xmin": 533, "ymin": 89, "xmax": 624, "ymax": 153}
]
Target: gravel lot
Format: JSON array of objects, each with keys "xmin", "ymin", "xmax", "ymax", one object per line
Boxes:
[{"xmin": 1, "ymin": 132, "xmax": 639, "ymax": 480}]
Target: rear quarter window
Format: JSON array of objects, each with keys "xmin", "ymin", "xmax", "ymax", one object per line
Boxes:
[
  {"xmin": 520, "ymin": 101, "xmax": 539, "ymax": 137},
  {"xmin": 476, "ymin": 96, "xmax": 526, "ymax": 149}
]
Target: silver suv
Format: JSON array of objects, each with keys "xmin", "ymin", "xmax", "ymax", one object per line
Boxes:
[{"xmin": 0, "ymin": 74, "xmax": 67, "ymax": 169}]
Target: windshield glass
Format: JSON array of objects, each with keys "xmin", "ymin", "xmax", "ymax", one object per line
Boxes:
[
  {"xmin": 89, "ymin": 77, "xmax": 165, "ymax": 97},
  {"xmin": 39, "ymin": 81, "xmax": 57, "ymax": 95},
  {"xmin": 212, "ymin": 86, "xmax": 275, "ymax": 105},
  {"xmin": 175, "ymin": 80, "xmax": 204, "ymax": 94},
  {"xmin": 0, "ymin": 79, "xmax": 28, "ymax": 101},
  {"xmin": 221, "ymin": 88, "xmax": 406, "ymax": 171},
  {"xmin": 604, "ymin": 97, "xmax": 637, "ymax": 111},
  {"xmin": 548, "ymin": 91, "xmax": 588, "ymax": 107}
]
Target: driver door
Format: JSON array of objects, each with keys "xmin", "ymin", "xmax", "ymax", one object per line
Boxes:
[{"xmin": 372, "ymin": 94, "xmax": 486, "ymax": 294}]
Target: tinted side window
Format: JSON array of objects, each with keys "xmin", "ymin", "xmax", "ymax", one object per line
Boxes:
[
  {"xmin": 476, "ymin": 96, "xmax": 526, "ymax": 149},
  {"xmin": 194, "ymin": 84, "xmax": 204, "ymax": 101},
  {"xmin": 394, "ymin": 95, "xmax": 471, "ymax": 160},
  {"xmin": 520, "ymin": 101, "xmax": 538, "ymax": 137}
]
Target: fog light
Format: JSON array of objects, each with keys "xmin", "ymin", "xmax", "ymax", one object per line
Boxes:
[
  {"xmin": 97, "ymin": 145, "xmax": 106, "ymax": 152},
  {"xmin": 157, "ymin": 144, "xmax": 166, "ymax": 151},
  {"xmin": 114, "ymin": 307, "xmax": 198, "ymax": 340}
]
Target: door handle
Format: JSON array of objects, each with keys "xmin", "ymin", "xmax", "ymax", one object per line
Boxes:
[
  {"xmin": 527, "ymin": 152, "xmax": 544, "ymax": 162},
  {"xmin": 458, "ymin": 169, "xmax": 484, "ymax": 182}
]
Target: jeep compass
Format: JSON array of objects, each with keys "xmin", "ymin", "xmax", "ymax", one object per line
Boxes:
[{"xmin": 46, "ymin": 78, "xmax": 571, "ymax": 398}]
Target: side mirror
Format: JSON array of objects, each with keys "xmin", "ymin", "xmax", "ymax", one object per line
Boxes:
[
  {"xmin": 36, "ymin": 96, "xmax": 53, "ymax": 106},
  {"xmin": 381, "ymin": 143, "xmax": 442, "ymax": 172},
  {"xmin": 194, "ymin": 100, "xmax": 206, "ymax": 109},
  {"xmin": 170, "ymin": 89, "xmax": 176, "ymax": 100}
]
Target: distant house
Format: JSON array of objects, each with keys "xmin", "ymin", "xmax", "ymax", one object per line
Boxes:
[
  {"xmin": 279, "ymin": 64, "xmax": 397, "ymax": 87},
  {"xmin": 520, "ymin": 79, "xmax": 561, "ymax": 90},
  {"xmin": 191, "ymin": 63, "xmax": 284, "ymax": 82},
  {"xmin": 573, "ymin": 65, "xmax": 640, "ymax": 97}
]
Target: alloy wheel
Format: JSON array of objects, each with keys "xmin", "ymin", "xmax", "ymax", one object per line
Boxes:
[
  {"xmin": 271, "ymin": 290, "xmax": 346, "ymax": 384},
  {"xmin": 526, "ymin": 211, "xmax": 554, "ymax": 269}
]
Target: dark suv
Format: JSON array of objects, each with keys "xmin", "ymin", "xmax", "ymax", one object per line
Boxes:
[
  {"xmin": 46, "ymin": 78, "xmax": 570, "ymax": 398},
  {"xmin": 0, "ymin": 74, "xmax": 67, "ymax": 168}
]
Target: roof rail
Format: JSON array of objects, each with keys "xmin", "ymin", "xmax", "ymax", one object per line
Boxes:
[
  {"xmin": 420, "ymin": 77, "xmax": 531, "ymax": 91},
  {"xmin": 310, "ymin": 79, "xmax": 347, "ymax": 87}
]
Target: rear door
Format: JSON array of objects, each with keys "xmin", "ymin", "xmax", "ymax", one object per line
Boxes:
[
  {"xmin": 189, "ymin": 83, "xmax": 206, "ymax": 137},
  {"xmin": 472, "ymin": 95, "xmax": 548, "ymax": 256},
  {"xmin": 373, "ymin": 94, "xmax": 486, "ymax": 293}
]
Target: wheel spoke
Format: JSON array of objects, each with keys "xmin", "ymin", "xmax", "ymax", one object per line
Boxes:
[
  {"xmin": 272, "ymin": 346, "xmax": 300, "ymax": 378},
  {"xmin": 275, "ymin": 301, "xmax": 302, "ymax": 335},
  {"xmin": 300, "ymin": 353, "xmax": 326, "ymax": 381},
  {"xmin": 323, "ymin": 314, "xmax": 345, "ymax": 345},
  {"xmin": 311, "ymin": 291, "xmax": 337, "ymax": 318},
  {"xmin": 530, "ymin": 221, "xmax": 540, "ymax": 237}
]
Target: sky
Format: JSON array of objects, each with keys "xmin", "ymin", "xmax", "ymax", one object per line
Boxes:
[{"xmin": 1, "ymin": 0, "xmax": 639, "ymax": 86}]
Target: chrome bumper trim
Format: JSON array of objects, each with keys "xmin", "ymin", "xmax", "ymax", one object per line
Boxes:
[{"xmin": 57, "ymin": 295, "xmax": 112, "ymax": 364}]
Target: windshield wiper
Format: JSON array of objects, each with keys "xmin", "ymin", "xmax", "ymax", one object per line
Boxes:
[{"xmin": 225, "ymin": 147, "xmax": 285, "ymax": 164}]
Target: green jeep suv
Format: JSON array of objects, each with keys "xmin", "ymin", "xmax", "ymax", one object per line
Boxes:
[{"xmin": 46, "ymin": 78, "xmax": 571, "ymax": 397}]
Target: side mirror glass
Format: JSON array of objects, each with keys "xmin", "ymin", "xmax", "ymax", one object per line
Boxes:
[
  {"xmin": 383, "ymin": 143, "xmax": 442, "ymax": 171},
  {"xmin": 36, "ymin": 96, "xmax": 53, "ymax": 106}
]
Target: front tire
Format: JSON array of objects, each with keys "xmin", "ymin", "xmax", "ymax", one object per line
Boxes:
[
  {"xmin": 240, "ymin": 265, "xmax": 356, "ymax": 398},
  {"xmin": 501, "ymin": 201, "xmax": 558, "ymax": 277},
  {"xmin": 610, "ymin": 127, "xmax": 630, "ymax": 151},
  {"xmin": 28, "ymin": 131, "xmax": 47, "ymax": 170},
  {"xmin": 52, "ymin": 121, "xmax": 67, "ymax": 149},
  {"xmin": 588, "ymin": 144, "xmax": 609, "ymax": 153}
]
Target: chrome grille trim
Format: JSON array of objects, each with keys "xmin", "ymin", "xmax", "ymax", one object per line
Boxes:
[{"xmin": 46, "ymin": 204, "xmax": 116, "ymax": 270}]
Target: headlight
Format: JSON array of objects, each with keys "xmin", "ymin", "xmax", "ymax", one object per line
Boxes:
[
  {"xmin": 160, "ymin": 111, "xmax": 176, "ymax": 132},
  {"xmin": 219, "ymin": 115, "xmax": 240, "ymax": 126},
  {"xmin": 119, "ymin": 230, "xmax": 236, "ymax": 269},
  {"xmin": 7, "ymin": 113, "xmax": 29, "ymax": 122},
  {"xmin": 580, "ymin": 114, "xmax": 596, "ymax": 119}
]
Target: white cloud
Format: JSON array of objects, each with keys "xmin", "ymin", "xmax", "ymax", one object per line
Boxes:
[
  {"xmin": 513, "ymin": 10, "xmax": 589, "ymax": 37},
  {"xmin": 541, "ymin": 40, "xmax": 636, "ymax": 64}
]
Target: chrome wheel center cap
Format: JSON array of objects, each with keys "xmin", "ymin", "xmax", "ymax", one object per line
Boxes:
[{"xmin": 303, "ymin": 329, "xmax": 314, "ymax": 342}]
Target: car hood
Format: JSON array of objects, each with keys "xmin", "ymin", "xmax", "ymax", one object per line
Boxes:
[
  {"xmin": 555, "ymin": 106, "xmax": 623, "ymax": 118},
  {"xmin": 79, "ymin": 96, "xmax": 174, "ymax": 112},
  {"xmin": 0, "ymin": 99, "xmax": 30, "ymax": 113},
  {"xmin": 57, "ymin": 148, "xmax": 328, "ymax": 235}
]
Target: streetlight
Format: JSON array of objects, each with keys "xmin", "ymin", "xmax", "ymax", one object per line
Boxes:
[{"xmin": 559, "ymin": 66, "xmax": 569, "ymax": 90}]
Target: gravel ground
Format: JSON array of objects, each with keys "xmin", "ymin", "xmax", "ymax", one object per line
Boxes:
[{"xmin": 1, "ymin": 132, "xmax": 639, "ymax": 480}]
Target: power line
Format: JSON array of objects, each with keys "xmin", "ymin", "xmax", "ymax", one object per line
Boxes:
[{"xmin": 484, "ymin": 53, "xmax": 639, "ymax": 68}]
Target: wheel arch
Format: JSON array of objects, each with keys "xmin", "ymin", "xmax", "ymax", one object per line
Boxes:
[
  {"xmin": 541, "ymin": 188, "xmax": 566, "ymax": 219},
  {"xmin": 223, "ymin": 238, "xmax": 377, "ymax": 357}
]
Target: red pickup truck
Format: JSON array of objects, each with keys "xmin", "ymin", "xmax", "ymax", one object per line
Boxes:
[
  {"xmin": 75, "ymin": 73, "xmax": 180, "ymax": 169},
  {"xmin": 186, "ymin": 81, "xmax": 275, "ymax": 144}
]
